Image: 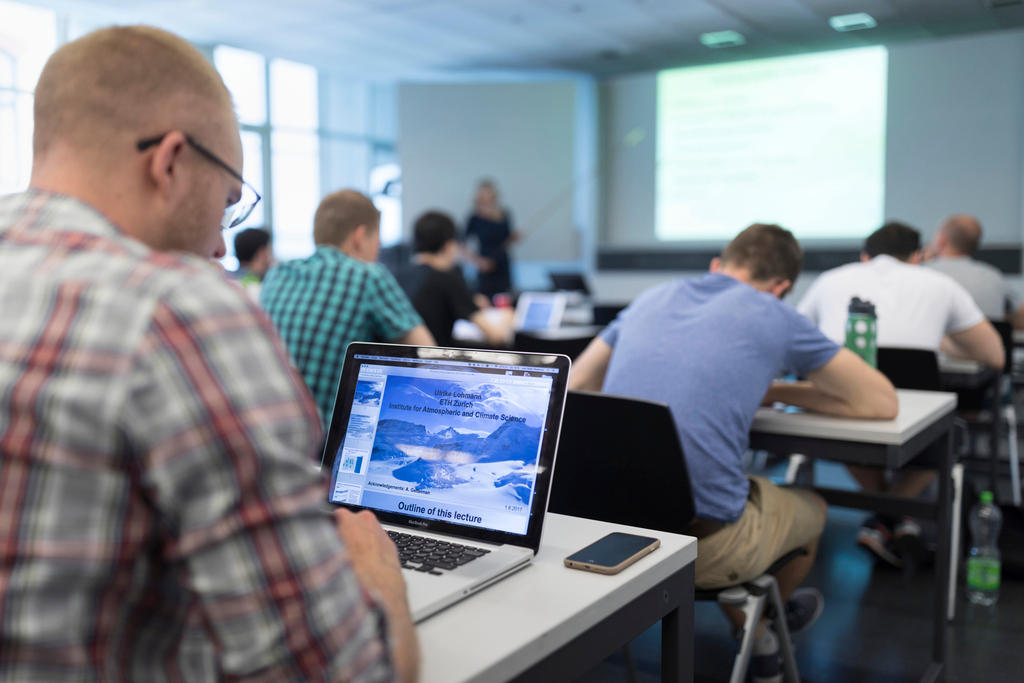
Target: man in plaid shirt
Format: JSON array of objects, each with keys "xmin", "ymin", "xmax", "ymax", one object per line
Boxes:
[
  {"xmin": 0, "ymin": 26, "xmax": 417, "ymax": 682},
  {"xmin": 261, "ymin": 190, "xmax": 435, "ymax": 428}
]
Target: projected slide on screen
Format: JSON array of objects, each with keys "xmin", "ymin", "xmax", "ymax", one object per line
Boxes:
[{"xmin": 656, "ymin": 46, "xmax": 887, "ymax": 241}]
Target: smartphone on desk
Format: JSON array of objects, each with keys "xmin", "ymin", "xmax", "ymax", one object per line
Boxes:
[{"xmin": 564, "ymin": 532, "xmax": 660, "ymax": 575}]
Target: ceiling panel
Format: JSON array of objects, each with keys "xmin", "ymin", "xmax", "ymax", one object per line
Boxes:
[{"xmin": 14, "ymin": 0, "xmax": 1024, "ymax": 77}]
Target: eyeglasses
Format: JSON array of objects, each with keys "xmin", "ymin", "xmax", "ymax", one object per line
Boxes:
[{"xmin": 136, "ymin": 133, "xmax": 262, "ymax": 230}]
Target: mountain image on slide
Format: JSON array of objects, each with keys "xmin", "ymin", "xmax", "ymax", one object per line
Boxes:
[{"xmin": 377, "ymin": 418, "xmax": 542, "ymax": 490}]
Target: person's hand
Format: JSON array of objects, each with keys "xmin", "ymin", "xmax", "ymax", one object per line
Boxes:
[
  {"xmin": 335, "ymin": 509, "xmax": 406, "ymax": 598},
  {"xmin": 335, "ymin": 509, "xmax": 419, "ymax": 683},
  {"xmin": 477, "ymin": 256, "xmax": 496, "ymax": 273}
]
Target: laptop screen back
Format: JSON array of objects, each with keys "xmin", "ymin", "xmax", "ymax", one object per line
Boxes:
[
  {"xmin": 514, "ymin": 292, "xmax": 567, "ymax": 332},
  {"xmin": 323, "ymin": 344, "xmax": 570, "ymax": 550}
]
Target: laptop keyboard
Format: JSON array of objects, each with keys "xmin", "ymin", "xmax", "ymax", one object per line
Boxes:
[{"xmin": 388, "ymin": 530, "xmax": 491, "ymax": 575}]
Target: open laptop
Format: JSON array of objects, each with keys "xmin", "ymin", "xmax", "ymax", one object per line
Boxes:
[
  {"xmin": 322, "ymin": 342, "xmax": 570, "ymax": 622},
  {"xmin": 514, "ymin": 292, "xmax": 569, "ymax": 332}
]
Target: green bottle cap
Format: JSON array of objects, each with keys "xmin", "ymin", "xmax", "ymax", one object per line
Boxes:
[{"xmin": 980, "ymin": 490, "xmax": 994, "ymax": 504}]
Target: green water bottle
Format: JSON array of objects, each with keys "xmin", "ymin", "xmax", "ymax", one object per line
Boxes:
[{"xmin": 845, "ymin": 297, "xmax": 877, "ymax": 367}]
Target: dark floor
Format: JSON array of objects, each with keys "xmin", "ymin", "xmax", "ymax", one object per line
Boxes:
[{"xmin": 577, "ymin": 461, "xmax": 1024, "ymax": 683}]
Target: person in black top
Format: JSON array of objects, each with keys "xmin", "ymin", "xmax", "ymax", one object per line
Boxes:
[
  {"xmin": 465, "ymin": 179, "xmax": 520, "ymax": 299},
  {"xmin": 397, "ymin": 211, "xmax": 512, "ymax": 347}
]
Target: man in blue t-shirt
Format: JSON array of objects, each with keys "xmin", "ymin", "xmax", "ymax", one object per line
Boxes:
[{"xmin": 570, "ymin": 224, "xmax": 897, "ymax": 667}]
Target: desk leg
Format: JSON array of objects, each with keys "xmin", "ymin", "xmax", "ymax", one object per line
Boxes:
[
  {"xmin": 991, "ymin": 376, "xmax": 1002, "ymax": 497},
  {"xmin": 930, "ymin": 427, "xmax": 953, "ymax": 682},
  {"xmin": 662, "ymin": 563, "xmax": 694, "ymax": 683}
]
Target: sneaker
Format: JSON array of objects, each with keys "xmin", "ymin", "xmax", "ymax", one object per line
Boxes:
[
  {"xmin": 892, "ymin": 517, "xmax": 930, "ymax": 570},
  {"xmin": 893, "ymin": 516, "xmax": 922, "ymax": 540},
  {"xmin": 783, "ymin": 587, "xmax": 824, "ymax": 636},
  {"xmin": 856, "ymin": 516, "xmax": 902, "ymax": 567},
  {"xmin": 749, "ymin": 627, "xmax": 782, "ymax": 683}
]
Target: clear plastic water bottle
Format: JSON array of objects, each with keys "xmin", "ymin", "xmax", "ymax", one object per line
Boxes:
[{"xmin": 967, "ymin": 490, "xmax": 1002, "ymax": 607}]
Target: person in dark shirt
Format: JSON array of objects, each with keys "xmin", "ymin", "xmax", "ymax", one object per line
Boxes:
[
  {"xmin": 231, "ymin": 226, "xmax": 272, "ymax": 297},
  {"xmin": 398, "ymin": 210, "xmax": 512, "ymax": 347},
  {"xmin": 465, "ymin": 179, "xmax": 519, "ymax": 298}
]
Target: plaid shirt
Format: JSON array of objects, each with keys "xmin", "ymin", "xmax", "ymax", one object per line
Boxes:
[
  {"xmin": 260, "ymin": 247, "xmax": 423, "ymax": 426},
  {"xmin": 0, "ymin": 191, "xmax": 395, "ymax": 682}
]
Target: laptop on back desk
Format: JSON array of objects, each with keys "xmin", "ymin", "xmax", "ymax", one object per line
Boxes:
[{"xmin": 321, "ymin": 342, "xmax": 570, "ymax": 621}]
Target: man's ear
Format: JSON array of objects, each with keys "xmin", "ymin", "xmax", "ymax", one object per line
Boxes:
[
  {"xmin": 770, "ymin": 278, "xmax": 792, "ymax": 299},
  {"xmin": 709, "ymin": 257, "xmax": 722, "ymax": 273},
  {"xmin": 352, "ymin": 224, "xmax": 367, "ymax": 243},
  {"xmin": 146, "ymin": 131, "xmax": 188, "ymax": 200}
]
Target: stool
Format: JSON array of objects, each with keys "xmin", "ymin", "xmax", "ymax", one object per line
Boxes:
[{"xmin": 694, "ymin": 548, "xmax": 807, "ymax": 683}]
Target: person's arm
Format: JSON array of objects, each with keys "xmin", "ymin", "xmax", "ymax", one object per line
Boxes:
[
  {"xmin": 335, "ymin": 509, "xmax": 419, "ymax": 683},
  {"xmin": 943, "ymin": 320, "xmax": 1005, "ymax": 370},
  {"xmin": 469, "ymin": 308, "xmax": 513, "ymax": 346},
  {"xmin": 764, "ymin": 348, "xmax": 898, "ymax": 419},
  {"xmin": 369, "ymin": 266, "xmax": 436, "ymax": 347},
  {"xmin": 396, "ymin": 324, "xmax": 436, "ymax": 346},
  {"xmin": 569, "ymin": 336, "xmax": 613, "ymax": 391},
  {"xmin": 123, "ymin": 276, "xmax": 414, "ymax": 680}
]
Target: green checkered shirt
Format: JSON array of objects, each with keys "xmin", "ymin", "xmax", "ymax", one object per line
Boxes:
[{"xmin": 261, "ymin": 245, "xmax": 423, "ymax": 426}]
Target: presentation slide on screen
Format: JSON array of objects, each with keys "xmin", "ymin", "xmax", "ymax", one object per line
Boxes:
[
  {"xmin": 330, "ymin": 364, "xmax": 553, "ymax": 536},
  {"xmin": 656, "ymin": 46, "xmax": 887, "ymax": 241}
]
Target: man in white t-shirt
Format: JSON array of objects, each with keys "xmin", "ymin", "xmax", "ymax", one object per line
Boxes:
[
  {"xmin": 798, "ymin": 221, "xmax": 1004, "ymax": 566},
  {"xmin": 925, "ymin": 214, "xmax": 1023, "ymax": 326}
]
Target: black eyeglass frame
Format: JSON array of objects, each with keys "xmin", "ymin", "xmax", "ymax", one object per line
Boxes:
[{"xmin": 136, "ymin": 132, "xmax": 262, "ymax": 229}]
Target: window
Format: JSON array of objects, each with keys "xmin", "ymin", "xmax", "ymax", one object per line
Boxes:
[
  {"xmin": 213, "ymin": 45, "xmax": 266, "ymax": 126},
  {"xmin": 271, "ymin": 130, "xmax": 320, "ymax": 259},
  {"xmin": 0, "ymin": 1, "xmax": 57, "ymax": 196},
  {"xmin": 268, "ymin": 58, "xmax": 319, "ymax": 260},
  {"xmin": 0, "ymin": 4, "xmax": 398, "ymax": 266},
  {"xmin": 270, "ymin": 59, "xmax": 318, "ymax": 129}
]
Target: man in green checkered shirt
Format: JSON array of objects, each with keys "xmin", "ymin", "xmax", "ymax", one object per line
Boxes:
[{"xmin": 261, "ymin": 189, "xmax": 435, "ymax": 427}]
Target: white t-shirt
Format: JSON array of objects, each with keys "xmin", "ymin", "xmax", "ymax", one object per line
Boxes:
[{"xmin": 797, "ymin": 254, "xmax": 985, "ymax": 350}]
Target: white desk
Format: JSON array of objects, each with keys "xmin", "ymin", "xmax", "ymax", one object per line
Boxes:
[
  {"xmin": 754, "ymin": 390, "xmax": 956, "ymax": 448},
  {"xmin": 939, "ymin": 356, "xmax": 985, "ymax": 374},
  {"xmin": 751, "ymin": 389, "xmax": 957, "ymax": 683},
  {"xmin": 418, "ymin": 513, "xmax": 698, "ymax": 683}
]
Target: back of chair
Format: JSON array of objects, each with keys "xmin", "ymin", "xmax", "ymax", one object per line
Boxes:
[
  {"xmin": 513, "ymin": 331, "xmax": 594, "ymax": 359},
  {"xmin": 592, "ymin": 303, "xmax": 628, "ymax": 326},
  {"xmin": 991, "ymin": 319, "xmax": 1013, "ymax": 372},
  {"xmin": 876, "ymin": 347, "xmax": 941, "ymax": 391},
  {"xmin": 547, "ymin": 390, "xmax": 696, "ymax": 535}
]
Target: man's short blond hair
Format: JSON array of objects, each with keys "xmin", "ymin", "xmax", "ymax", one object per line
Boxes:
[
  {"xmin": 33, "ymin": 25, "xmax": 233, "ymax": 158},
  {"xmin": 313, "ymin": 190, "xmax": 380, "ymax": 247}
]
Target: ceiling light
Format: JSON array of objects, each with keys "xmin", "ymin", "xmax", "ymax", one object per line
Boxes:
[
  {"xmin": 828, "ymin": 13, "xmax": 878, "ymax": 32},
  {"xmin": 699, "ymin": 30, "xmax": 746, "ymax": 49}
]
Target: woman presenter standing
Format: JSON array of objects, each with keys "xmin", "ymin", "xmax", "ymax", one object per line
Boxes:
[{"xmin": 465, "ymin": 179, "xmax": 520, "ymax": 300}]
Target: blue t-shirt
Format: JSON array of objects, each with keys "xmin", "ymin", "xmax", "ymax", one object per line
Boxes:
[{"xmin": 601, "ymin": 273, "xmax": 839, "ymax": 522}]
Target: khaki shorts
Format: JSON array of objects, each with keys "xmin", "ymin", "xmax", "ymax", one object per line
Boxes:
[{"xmin": 695, "ymin": 475, "xmax": 825, "ymax": 589}]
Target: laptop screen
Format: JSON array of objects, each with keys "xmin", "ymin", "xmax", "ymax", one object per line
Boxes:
[
  {"xmin": 521, "ymin": 299, "xmax": 555, "ymax": 331},
  {"xmin": 323, "ymin": 344, "xmax": 570, "ymax": 548},
  {"xmin": 515, "ymin": 292, "xmax": 567, "ymax": 332}
]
